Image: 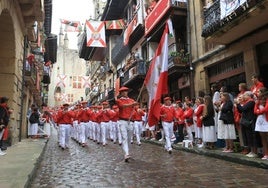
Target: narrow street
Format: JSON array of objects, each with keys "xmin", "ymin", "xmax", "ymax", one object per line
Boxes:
[{"xmin": 30, "ymin": 128, "xmax": 268, "ymax": 188}]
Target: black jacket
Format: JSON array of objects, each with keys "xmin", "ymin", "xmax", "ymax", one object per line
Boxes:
[{"xmin": 220, "ymin": 100, "xmax": 234, "ymax": 124}]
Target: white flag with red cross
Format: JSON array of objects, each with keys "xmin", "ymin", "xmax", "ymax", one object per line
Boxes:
[
  {"xmin": 86, "ymin": 21, "xmax": 106, "ymax": 47},
  {"xmin": 81, "ymin": 76, "xmax": 91, "ymax": 88},
  {"xmin": 56, "ymin": 75, "xmax": 67, "ymax": 88}
]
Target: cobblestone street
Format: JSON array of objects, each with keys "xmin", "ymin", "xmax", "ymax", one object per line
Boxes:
[{"xmin": 30, "ymin": 129, "xmax": 268, "ymax": 188}]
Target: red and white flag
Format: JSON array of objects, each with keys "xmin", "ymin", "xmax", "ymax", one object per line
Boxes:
[
  {"xmin": 86, "ymin": 21, "xmax": 106, "ymax": 47},
  {"xmin": 144, "ymin": 23, "xmax": 169, "ymax": 126},
  {"xmin": 56, "ymin": 75, "xmax": 67, "ymax": 88},
  {"xmin": 60, "ymin": 19, "xmax": 81, "ymax": 32},
  {"xmin": 81, "ymin": 76, "xmax": 91, "ymax": 88}
]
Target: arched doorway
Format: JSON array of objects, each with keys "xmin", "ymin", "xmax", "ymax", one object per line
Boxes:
[{"xmin": 0, "ymin": 8, "xmax": 17, "ymax": 144}]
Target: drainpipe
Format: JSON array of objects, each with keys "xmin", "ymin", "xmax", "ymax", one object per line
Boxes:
[
  {"xmin": 186, "ymin": 0, "xmax": 195, "ymax": 98},
  {"xmin": 19, "ymin": 35, "xmax": 27, "ymax": 142}
]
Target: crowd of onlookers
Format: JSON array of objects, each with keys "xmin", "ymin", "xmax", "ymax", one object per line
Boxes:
[{"xmin": 142, "ymin": 74, "xmax": 268, "ymax": 160}]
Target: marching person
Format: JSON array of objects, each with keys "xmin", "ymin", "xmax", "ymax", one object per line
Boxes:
[
  {"xmin": 56, "ymin": 103, "xmax": 75, "ymax": 150},
  {"xmin": 116, "ymin": 86, "xmax": 136, "ymax": 162},
  {"xmin": 110, "ymin": 105, "xmax": 121, "ymax": 145},
  {"xmin": 77, "ymin": 101, "xmax": 91, "ymax": 147},
  {"xmin": 98, "ymin": 101, "xmax": 115, "ymax": 146},
  {"xmin": 132, "ymin": 102, "xmax": 145, "ymax": 146},
  {"xmin": 160, "ymin": 97, "xmax": 176, "ymax": 154}
]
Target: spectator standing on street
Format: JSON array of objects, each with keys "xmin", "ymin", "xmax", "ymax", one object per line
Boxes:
[
  {"xmin": 0, "ymin": 97, "xmax": 11, "ymax": 155},
  {"xmin": 251, "ymin": 74, "xmax": 264, "ymax": 99},
  {"xmin": 29, "ymin": 107, "xmax": 40, "ymax": 139},
  {"xmin": 236, "ymin": 91, "xmax": 258, "ymax": 158},
  {"xmin": 211, "ymin": 83, "xmax": 221, "ymax": 132},
  {"xmin": 116, "ymin": 86, "xmax": 136, "ymax": 162},
  {"xmin": 234, "ymin": 83, "xmax": 248, "ymax": 153},
  {"xmin": 194, "ymin": 97, "xmax": 205, "ymax": 147},
  {"xmin": 254, "ymin": 87, "xmax": 268, "ymax": 159},
  {"xmin": 201, "ymin": 95, "xmax": 217, "ymax": 149},
  {"xmin": 218, "ymin": 92, "xmax": 236, "ymax": 153}
]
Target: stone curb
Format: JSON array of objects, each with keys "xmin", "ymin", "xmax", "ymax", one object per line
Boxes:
[
  {"xmin": 142, "ymin": 139, "xmax": 268, "ymax": 169},
  {"xmin": 24, "ymin": 139, "xmax": 49, "ymax": 188}
]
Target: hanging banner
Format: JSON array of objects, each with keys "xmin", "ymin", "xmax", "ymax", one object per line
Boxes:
[
  {"xmin": 86, "ymin": 21, "xmax": 106, "ymax": 47},
  {"xmin": 60, "ymin": 19, "xmax": 82, "ymax": 32},
  {"xmin": 56, "ymin": 75, "xmax": 67, "ymax": 88},
  {"xmin": 81, "ymin": 76, "xmax": 91, "ymax": 88},
  {"xmin": 220, "ymin": 0, "xmax": 247, "ymax": 19}
]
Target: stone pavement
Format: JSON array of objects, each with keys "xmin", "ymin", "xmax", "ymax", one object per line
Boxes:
[
  {"xmin": 0, "ymin": 135, "xmax": 268, "ymax": 188},
  {"xmin": 0, "ymin": 138, "xmax": 48, "ymax": 188}
]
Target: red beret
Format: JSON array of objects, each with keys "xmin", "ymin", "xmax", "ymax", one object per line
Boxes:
[
  {"xmin": 119, "ymin": 86, "xmax": 129, "ymax": 92},
  {"xmin": 112, "ymin": 105, "xmax": 118, "ymax": 109},
  {"xmin": 102, "ymin": 101, "xmax": 109, "ymax": 105},
  {"xmin": 164, "ymin": 97, "xmax": 171, "ymax": 101}
]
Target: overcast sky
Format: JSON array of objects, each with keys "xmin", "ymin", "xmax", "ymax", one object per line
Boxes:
[{"xmin": 51, "ymin": 0, "xmax": 94, "ymax": 49}]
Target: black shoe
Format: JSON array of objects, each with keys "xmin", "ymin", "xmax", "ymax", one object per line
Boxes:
[
  {"xmin": 168, "ymin": 150, "xmax": 172, "ymax": 154},
  {"xmin": 124, "ymin": 155, "xmax": 130, "ymax": 163}
]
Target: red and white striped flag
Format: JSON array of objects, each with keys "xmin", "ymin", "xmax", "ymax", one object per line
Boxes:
[
  {"xmin": 144, "ymin": 22, "xmax": 169, "ymax": 126},
  {"xmin": 86, "ymin": 21, "xmax": 106, "ymax": 47}
]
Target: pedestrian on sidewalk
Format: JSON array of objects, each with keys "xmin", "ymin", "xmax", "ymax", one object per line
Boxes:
[
  {"xmin": 116, "ymin": 86, "xmax": 136, "ymax": 162},
  {"xmin": 29, "ymin": 107, "xmax": 40, "ymax": 140},
  {"xmin": 0, "ymin": 97, "xmax": 11, "ymax": 155}
]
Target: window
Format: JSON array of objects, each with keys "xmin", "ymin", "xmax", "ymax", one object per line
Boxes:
[
  {"xmin": 67, "ymin": 94, "xmax": 74, "ymax": 103},
  {"xmin": 72, "ymin": 76, "xmax": 82, "ymax": 89}
]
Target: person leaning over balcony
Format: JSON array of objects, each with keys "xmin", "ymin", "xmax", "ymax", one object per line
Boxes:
[
  {"xmin": 160, "ymin": 97, "xmax": 176, "ymax": 154},
  {"xmin": 56, "ymin": 103, "xmax": 76, "ymax": 150},
  {"xmin": 254, "ymin": 87, "xmax": 268, "ymax": 160},
  {"xmin": 116, "ymin": 86, "xmax": 136, "ymax": 162}
]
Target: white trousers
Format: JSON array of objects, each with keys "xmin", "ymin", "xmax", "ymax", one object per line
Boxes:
[
  {"xmin": 30, "ymin": 123, "xmax": 38, "ymax": 136},
  {"xmin": 162, "ymin": 121, "xmax": 174, "ymax": 151},
  {"xmin": 119, "ymin": 120, "xmax": 133, "ymax": 156},
  {"xmin": 101, "ymin": 122, "xmax": 109, "ymax": 144},
  {"xmin": 134, "ymin": 121, "xmax": 143, "ymax": 144},
  {"xmin": 59, "ymin": 124, "xmax": 71, "ymax": 148}
]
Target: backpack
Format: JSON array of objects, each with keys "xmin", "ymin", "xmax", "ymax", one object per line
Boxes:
[{"xmin": 29, "ymin": 113, "xmax": 36, "ymax": 124}]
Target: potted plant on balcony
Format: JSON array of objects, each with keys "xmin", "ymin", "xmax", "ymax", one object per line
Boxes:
[{"xmin": 170, "ymin": 49, "xmax": 189, "ymax": 64}]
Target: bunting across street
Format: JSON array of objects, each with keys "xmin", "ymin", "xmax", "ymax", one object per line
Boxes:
[{"xmin": 86, "ymin": 21, "xmax": 106, "ymax": 47}]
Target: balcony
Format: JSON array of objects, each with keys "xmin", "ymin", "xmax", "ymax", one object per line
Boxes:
[
  {"xmin": 121, "ymin": 60, "xmax": 147, "ymax": 89},
  {"xmin": 25, "ymin": 65, "xmax": 37, "ymax": 87},
  {"xmin": 168, "ymin": 56, "xmax": 190, "ymax": 80},
  {"xmin": 202, "ymin": 0, "xmax": 268, "ymax": 44},
  {"xmin": 111, "ymin": 36, "xmax": 130, "ymax": 66}
]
